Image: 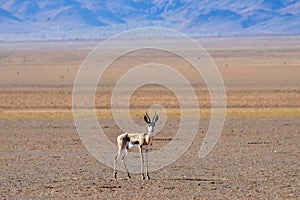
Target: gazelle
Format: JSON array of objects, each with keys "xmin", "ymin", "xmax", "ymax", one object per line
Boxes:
[{"xmin": 113, "ymin": 113, "xmax": 158, "ymax": 180}]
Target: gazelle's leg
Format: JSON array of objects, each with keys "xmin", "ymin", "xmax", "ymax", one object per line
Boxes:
[
  {"xmin": 113, "ymin": 148, "xmax": 121, "ymax": 179},
  {"xmin": 121, "ymin": 149, "xmax": 131, "ymax": 178},
  {"xmin": 145, "ymin": 148, "xmax": 150, "ymax": 179},
  {"xmin": 139, "ymin": 146, "xmax": 145, "ymax": 179}
]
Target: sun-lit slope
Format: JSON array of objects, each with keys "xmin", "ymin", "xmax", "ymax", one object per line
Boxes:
[{"xmin": 0, "ymin": 0, "xmax": 300, "ymax": 40}]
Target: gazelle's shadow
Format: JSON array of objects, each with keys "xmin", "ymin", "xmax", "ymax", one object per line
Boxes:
[{"xmin": 162, "ymin": 177, "xmax": 232, "ymax": 182}]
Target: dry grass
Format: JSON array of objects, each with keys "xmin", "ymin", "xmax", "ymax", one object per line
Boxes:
[{"xmin": 1, "ymin": 107, "xmax": 299, "ymax": 119}]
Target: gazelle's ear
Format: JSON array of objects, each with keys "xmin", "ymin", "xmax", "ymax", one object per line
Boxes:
[
  {"xmin": 146, "ymin": 112, "xmax": 151, "ymax": 122},
  {"xmin": 144, "ymin": 114, "xmax": 150, "ymax": 123}
]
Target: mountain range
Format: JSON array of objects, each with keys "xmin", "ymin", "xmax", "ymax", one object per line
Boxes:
[{"xmin": 0, "ymin": 0, "xmax": 300, "ymax": 41}]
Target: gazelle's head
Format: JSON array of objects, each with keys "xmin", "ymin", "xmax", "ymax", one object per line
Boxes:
[{"xmin": 144, "ymin": 112, "xmax": 158, "ymax": 134}]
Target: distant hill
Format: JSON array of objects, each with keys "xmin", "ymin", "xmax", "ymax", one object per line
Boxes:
[{"xmin": 0, "ymin": 0, "xmax": 299, "ymax": 41}]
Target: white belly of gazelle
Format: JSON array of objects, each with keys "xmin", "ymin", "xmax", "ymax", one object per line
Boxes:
[{"xmin": 127, "ymin": 141, "xmax": 139, "ymax": 149}]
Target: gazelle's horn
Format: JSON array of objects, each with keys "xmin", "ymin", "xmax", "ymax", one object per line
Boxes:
[{"xmin": 153, "ymin": 112, "xmax": 158, "ymax": 122}]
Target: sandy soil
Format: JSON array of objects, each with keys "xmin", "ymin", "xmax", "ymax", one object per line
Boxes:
[{"xmin": 0, "ymin": 36, "xmax": 299, "ymax": 199}]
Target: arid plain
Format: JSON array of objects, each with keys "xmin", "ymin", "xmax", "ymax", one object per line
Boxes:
[{"xmin": 0, "ymin": 36, "xmax": 299, "ymax": 199}]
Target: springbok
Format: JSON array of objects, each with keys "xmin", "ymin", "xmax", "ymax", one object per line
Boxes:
[{"xmin": 113, "ymin": 112, "xmax": 158, "ymax": 180}]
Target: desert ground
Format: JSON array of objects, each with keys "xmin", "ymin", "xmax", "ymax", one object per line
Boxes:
[{"xmin": 0, "ymin": 36, "xmax": 299, "ymax": 199}]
